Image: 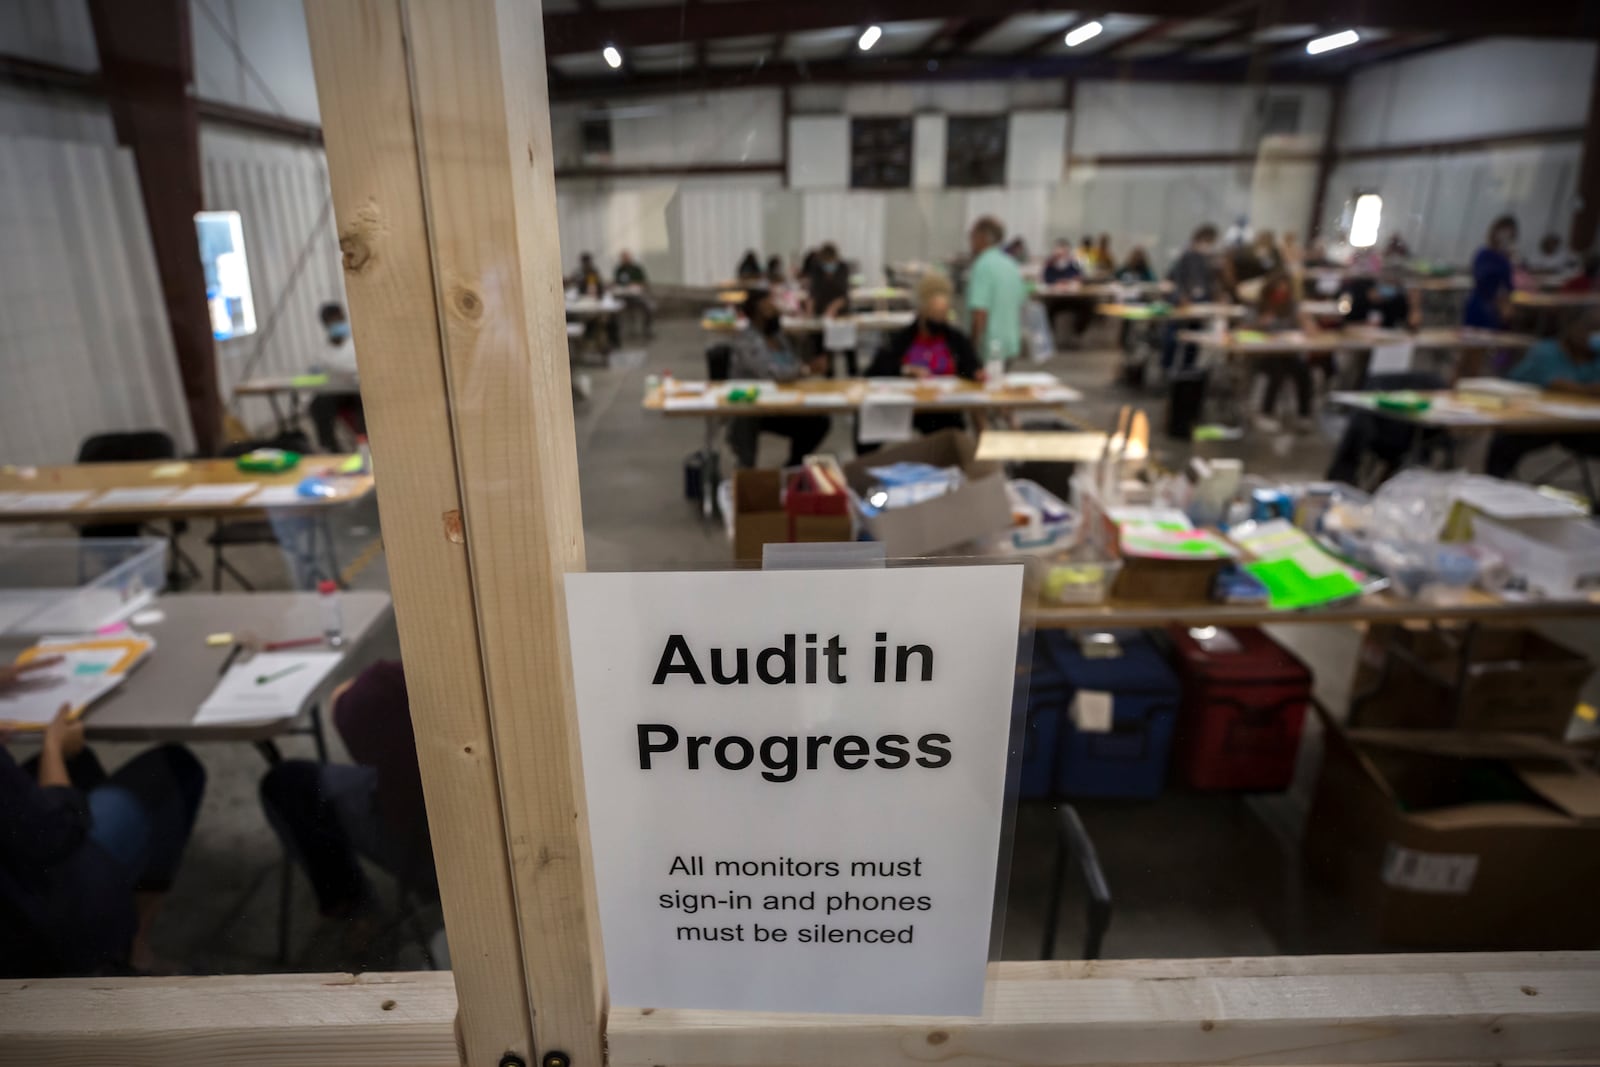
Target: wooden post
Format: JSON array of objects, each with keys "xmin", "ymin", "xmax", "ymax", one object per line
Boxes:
[{"xmin": 303, "ymin": 1, "xmax": 604, "ymax": 1064}]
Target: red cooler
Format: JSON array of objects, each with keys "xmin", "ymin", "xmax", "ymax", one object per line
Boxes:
[{"xmin": 1167, "ymin": 626, "xmax": 1311, "ymax": 791}]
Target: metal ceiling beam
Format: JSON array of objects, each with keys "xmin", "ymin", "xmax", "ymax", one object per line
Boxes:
[
  {"xmin": 549, "ymin": 49, "xmax": 1337, "ymax": 101},
  {"xmin": 1018, "ymin": 13, "xmax": 1102, "ymax": 58},
  {"xmin": 542, "ymin": 0, "xmax": 1595, "ymax": 55},
  {"xmin": 1102, "ymin": 17, "xmax": 1182, "ymax": 57}
]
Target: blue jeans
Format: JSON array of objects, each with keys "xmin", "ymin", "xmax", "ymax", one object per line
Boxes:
[{"xmin": 85, "ymin": 745, "xmax": 206, "ymax": 892}]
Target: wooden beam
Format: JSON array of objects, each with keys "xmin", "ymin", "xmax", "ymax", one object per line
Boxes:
[
  {"xmin": 6, "ymin": 956, "xmax": 1600, "ymax": 1066},
  {"xmin": 86, "ymin": 0, "xmax": 222, "ymax": 456},
  {"xmin": 1104, "ymin": 17, "xmax": 1181, "ymax": 57},
  {"xmin": 1019, "ymin": 13, "xmax": 1101, "ymax": 58},
  {"xmin": 1571, "ymin": 56, "xmax": 1600, "ymax": 252},
  {"xmin": 1338, "ymin": 126, "xmax": 1585, "ymax": 162},
  {"xmin": 303, "ymin": 1, "xmax": 604, "ymax": 1065}
]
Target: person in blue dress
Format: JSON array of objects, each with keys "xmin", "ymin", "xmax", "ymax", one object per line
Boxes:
[{"xmin": 1464, "ymin": 215, "xmax": 1518, "ymax": 330}]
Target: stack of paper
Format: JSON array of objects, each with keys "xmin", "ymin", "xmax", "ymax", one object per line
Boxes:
[
  {"xmin": 1, "ymin": 491, "xmax": 94, "ymax": 512},
  {"xmin": 0, "ymin": 633, "xmax": 155, "ymax": 727},
  {"xmin": 194, "ymin": 651, "xmax": 343, "ymax": 725},
  {"xmin": 170, "ymin": 483, "xmax": 260, "ymax": 506}
]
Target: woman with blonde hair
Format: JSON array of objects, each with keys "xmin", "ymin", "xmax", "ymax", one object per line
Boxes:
[{"xmin": 860, "ymin": 272, "xmax": 980, "ymax": 450}]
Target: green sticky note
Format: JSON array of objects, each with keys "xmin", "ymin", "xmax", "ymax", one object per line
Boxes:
[
  {"xmin": 1245, "ymin": 558, "xmax": 1362, "ymax": 609},
  {"xmin": 291, "ymin": 373, "xmax": 330, "ymax": 387}
]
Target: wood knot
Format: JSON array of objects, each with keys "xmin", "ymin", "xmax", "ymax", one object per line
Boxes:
[
  {"xmin": 340, "ymin": 235, "xmax": 372, "ymax": 273},
  {"xmin": 1521, "ymin": 985, "xmax": 1539, "ymax": 996},
  {"xmin": 381, "ymin": 999, "xmax": 397, "ymax": 1011},
  {"xmin": 443, "ymin": 509, "xmax": 465, "ymax": 544},
  {"xmin": 451, "ymin": 284, "xmax": 484, "ymax": 320},
  {"xmin": 926, "ymin": 1031, "xmax": 948, "ymax": 1046},
  {"xmin": 1200, "ymin": 1020, "xmax": 1215, "ymax": 1032}
]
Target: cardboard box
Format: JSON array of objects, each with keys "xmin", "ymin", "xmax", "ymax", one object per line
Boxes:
[
  {"xmin": 1349, "ymin": 624, "xmax": 1591, "ymax": 736},
  {"xmin": 731, "ymin": 469, "xmax": 852, "ymax": 562},
  {"xmin": 732, "ymin": 469, "xmax": 788, "ymax": 562},
  {"xmin": 1305, "ymin": 715, "xmax": 1600, "ymax": 949},
  {"xmin": 842, "ymin": 429, "xmax": 1011, "ymax": 558}
]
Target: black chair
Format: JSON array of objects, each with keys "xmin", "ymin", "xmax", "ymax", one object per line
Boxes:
[
  {"xmin": 210, "ymin": 430, "xmax": 336, "ymax": 591},
  {"xmin": 706, "ymin": 343, "xmax": 732, "ymax": 382},
  {"xmin": 1039, "ymin": 805, "xmax": 1113, "ymax": 960},
  {"xmin": 75, "ymin": 431, "xmax": 201, "ymax": 585}
]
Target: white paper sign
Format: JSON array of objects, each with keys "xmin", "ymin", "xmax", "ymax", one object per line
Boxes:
[
  {"xmin": 1368, "ymin": 341, "xmax": 1415, "ymax": 374},
  {"xmin": 857, "ymin": 394, "xmax": 915, "ymax": 444},
  {"xmin": 565, "ymin": 566, "xmax": 1024, "ymax": 1016},
  {"xmin": 1071, "ymin": 690, "xmax": 1113, "ymax": 733}
]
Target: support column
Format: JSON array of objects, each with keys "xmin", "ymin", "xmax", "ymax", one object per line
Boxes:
[
  {"xmin": 1307, "ymin": 77, "xmax": 1347, "ymax": 244},
  {"xmin": 1570, "ymin": 58, "xmax": 1600, "ymax": 253},
  {"xmin": 304, "ymin": 0, "xmax": 603, "ymax": 1064},
  {"xmin": 87, "ymin": 0, "xmax": 222, "ymax": 455}
]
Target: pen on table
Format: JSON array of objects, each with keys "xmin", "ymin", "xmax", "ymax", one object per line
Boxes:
[
  {"xmin": 255, "ymin": 663, "xmax": 307, "ymax": 686},
  {"xmin": 263, "ymin": 636, "xmax": 323, "ymax": 652},
  {"xmin": 218, "ymin": 643, "xmax": 243, "ymax": 676}
]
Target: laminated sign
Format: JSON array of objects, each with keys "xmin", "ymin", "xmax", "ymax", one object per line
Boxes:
[{"xmin": 564, "ymin": 565, "xmax": 1024, "ymax": 1015}]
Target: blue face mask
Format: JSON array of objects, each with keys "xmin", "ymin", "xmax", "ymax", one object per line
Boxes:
[
  {"xmin": 1377, "ymin": 284, "xmax": 1400, "ymax": 299},
  {"xmin": 1589, "ymin": 332, "xmax": 1600, "ymax": 353},
  {"xmin": 326, "ymin": 321, "xmax": 351, "ymax": 343}
]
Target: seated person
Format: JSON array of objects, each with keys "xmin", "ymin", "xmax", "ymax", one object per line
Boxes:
[
  {"xmin": 2, "ymin": 679, "xmax": 206, "ymax": 977},
  {"xmin": 259, "ymin": 662, "xmax": 436, "ymax": 942},
  {"xmin": 1249, "ymin": 270, "xmax": 1319, "ymax": 432},
  {"xmin": 1116, "ymin": 247, "xmax": 1155, "ymax": 284},
  {"xmin": 727, "ymin": 291, "xmax": 830, "ymax": 468},
  {"xmin": 1485, "ymin": 311, "xmax": 1600, "ymax": 482},
  {"xmin": 309, "ymin": 302, "xmax": 365, "ymax": 453},
  {"xmin": 1041, "ymin": 240, "xmax": 1082, "ymax": 285},
  {"xmin": 1340, "ymin": 262, "xmax": 1415, "ymax": 329},
  {"xmin": 765, "ymin": 255, "xmax": 787, "ymax": 287},
  {"xmin": 736, "ymin": 250, "xmax": 764, "ymax": 282},
  {"xmin": 1161, "ymin": 224, "xmax": 1223, "ymax": 373},
  {"xmin": 612, "ymin": 250, "xmax": 652, "ymax": 338},
  {"xmin": 861, "ymin": 273, "xmax": 978, "ymax": 450},
  {"xmin": 572, "ymin": 253, "xmax": 619, "ymax": 350}
]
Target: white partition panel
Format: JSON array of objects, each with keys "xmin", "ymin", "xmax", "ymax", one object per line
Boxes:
[
  {"xmin": 0, "ymin": 135, "xmax": 193, "ymax": 463},
  {"xmin": 802, "ymin": 190, "xmax": 888, "ymax": 285},
  {"xmin": 671, "ymin": 183, "xmax": 767, "ymax": 286}
]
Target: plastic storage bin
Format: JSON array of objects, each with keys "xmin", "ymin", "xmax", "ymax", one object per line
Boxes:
[
  {"xmin": 1167, "ymin": 625, "xmax": 1312, "ymax": 791},
  {"xmin": 1027, "ymin": 629, "xmax": 1180, "ymax": 798},
  {"xmin": 1472, "ymin": 516, "xmax": 1600, "ymax": 598},
  {"xmin": 0, "ymin": 538, "xmax": 165, "ymax": 636}
]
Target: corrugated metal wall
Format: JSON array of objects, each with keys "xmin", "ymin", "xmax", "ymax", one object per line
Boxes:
[
  {"xmin": 200, "ymin": 128, "xmax": 345, "ymax": 430},
  {"xmin": 0, "ymin": 134, "xmax": 193, "ymax": 464}
]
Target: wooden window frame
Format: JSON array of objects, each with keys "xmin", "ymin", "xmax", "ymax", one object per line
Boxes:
[{"xmin": 3, "ymin": 2, "xmax": 1598, "ymax": 1065}]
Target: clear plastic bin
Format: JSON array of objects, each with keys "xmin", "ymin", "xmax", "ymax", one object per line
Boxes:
[
  {"xmin": 0, "ymin": 538, "xmax": 166, "ymax": 635},
  {"xmin": 1473, "ymin": 516, "xmax": 1600, "ymax": 599}
]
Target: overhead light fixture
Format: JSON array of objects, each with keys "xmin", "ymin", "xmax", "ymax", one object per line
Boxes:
[
  {"xmin": 1306, "ymin": 29, "xmax": 1359, "ymax": 55},
  {"xmin": 858, "ymin": 25, "xmax": 882, "ymax": 51},
  {"xmin": 602, "ymin": 45, "xmax": 623, "ymax": 69},
  {"xmin": 1349, "ymin": 193, "xmax": 1383, "ymax": 248},
  {"xmin": 1064, "ymin": 20, "xmax": 1104, "ymax": 47}
]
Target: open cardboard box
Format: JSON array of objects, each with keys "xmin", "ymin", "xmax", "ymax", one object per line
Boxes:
[
  {"xmin": 841, "ymin": 429, "xmax": 1011, "ymax": 558},
  {"xmin": 1306, "ymin": 710, "xmax": 1600, "ymax": 949}
]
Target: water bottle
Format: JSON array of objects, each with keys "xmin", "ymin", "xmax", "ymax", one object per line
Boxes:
[
  {"xmin": 985, "ymin": 336, "xmax": 1005, "ymax": 392},
  {"xmin": 319, "ymin": 580, "xmax": 345, "ymax": 648}
]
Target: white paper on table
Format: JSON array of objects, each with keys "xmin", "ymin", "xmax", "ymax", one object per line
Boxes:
[
  {"xmin": 857, "ymin": 394, "xmax": 915, "ymax": 444},
  {"xmin": 755, "ymin": 390, "xmax": 801, "ymax": 406},
  {"xmin": 93, "ymin": 487, "xmax": 181, "ymax": 508},
  {"xmin": 249, "ymin": 485, "xmax": 307, "ymax": 506},
  {"xmin": 1425, "ymin": 403, "xmax": 1495, "ymax": 425},
  {"xmin": 821, "ymin": 318, "xmax": 858, "ymax": 352},
  {"xmin": 1071, "ymin": 691, "xmax": 1113, "ymax": 733},
  {"xmin": 1368, "ymin": 341, "xmax": 1415, "ymax": 374},
  {"xmin": 1033, "ymin": 386, "xmax": 1082, "ymax": 402},
  {"xmin": 0, "ymin": 493, "xmax": 21, "ymax": 508},
  {"xmin": 2, "ymin": 491, "xmax": 93, "ymax": 512},
  {"xmin": 801, "ymin": 393, "xmax": 852, "ymax": 407},
  {"xmin": 0, "ymin": 637, "xmax": 152, "ymax": 724},
  {"xmin": 169, "ymin": 483, "xmax": 260, "ymax": 506},
  {"xmin": 194, "ymin": 651, "xmax": 343, "ymax": 725},
  {"xmin": 1003, "ymin": 372, "xmax": 1058, "ymax": 388},
  {"xmin": 663, "ymin": 394, "xmax": 719, "ymax": 411}
]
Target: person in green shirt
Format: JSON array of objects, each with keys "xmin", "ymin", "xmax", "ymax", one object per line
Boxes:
[{"xmin": 966, "ymin": 215, "xmax": 1027, "ymax": 363}]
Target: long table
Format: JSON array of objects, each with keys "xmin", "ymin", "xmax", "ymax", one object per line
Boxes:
[
  {"xmin": 700, "ymin": 311, "xmax": 916, "ymax": 336},
  {"xmin": 234, "ymin": 373, "xmax": 360, "ymax": 435},
  {"xmin": 646, "ymin": 377, "xmax": 1083, "ymax": 517},
  {"xmin": 0, "ymin": 591, "xmax": 393, "ymax": 744},
  {"xmin": 1328, "ymin": 388, "xmax": 1600, "ymax": 434}
]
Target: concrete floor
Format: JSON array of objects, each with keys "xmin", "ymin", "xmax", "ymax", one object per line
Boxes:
[{"xmin": 18, "ymin": 312, "xmax": 1597, "ymax": 974}]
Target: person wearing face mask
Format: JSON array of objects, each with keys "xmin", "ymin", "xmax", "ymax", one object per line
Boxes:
[
  {"xmin": 1340, "ymin": 256, "xmax": 1417, "ymax": 330},
  {"xmin": 1250, "ymin": 270, "xmax": 1320, "ymax": 433},
  {"xmin": 1465, "ymin": 215, "xmax": 1518, "ymax": 330},
  {"xmin": 1160, "ymin": 224, "xmax": 1223, "ymax": 374},
  {"xmin": 860, "ymin": 273, "xmax": 979, "ymax": 451},
  {"xmin": 1484, "ymin": 311, "xmax": 1600, "ymax": 484},
  {"xmin": 727, "ymin": 291, "xmax": 831, "ymax": 468},
  {"xmin": 308, "ymin": 302, "xmax": 365, "ymax": 453}
]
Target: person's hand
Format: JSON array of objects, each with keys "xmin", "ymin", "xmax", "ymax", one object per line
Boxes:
[
  {"xmin": 0, "ymin": 655, "xmax": 63, "ymax": 690},
  {"xmin": 43, "ymin": 704, "xmax": 85, "ymax": 759}
]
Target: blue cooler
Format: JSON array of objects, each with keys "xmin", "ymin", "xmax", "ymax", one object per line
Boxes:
[
  {"xmin": 1037, "ymin": 630, "xmax": 1180, "ymax": 798},
  {"xmin": 1019, "ymin": 631, "xmax": 1075, "ymax": 799}
]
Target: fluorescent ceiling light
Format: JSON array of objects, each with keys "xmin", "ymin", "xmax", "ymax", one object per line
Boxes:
[
  {"xmin": 858, "ymin": 25, "xmax": 882, "ymax": 51},
  {"xmin": 1349, "ymin": 193, "xmax": 1382, "ymax": 248},
  {"xmin": 602, "ymin": 45, "xmax": 623, "ymax": 68},
  {"xmin": 1306, "ymin": 29, "xmax": 1359, "ymax": 55},
  {"xmin": 1064, "ymin": 20, "xmax": 1103, "ymax": 47}
]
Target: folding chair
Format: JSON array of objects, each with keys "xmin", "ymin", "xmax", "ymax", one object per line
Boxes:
[{"xmin": 76, "ymin": 431, "xmax": 201, "ymax": 586}]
